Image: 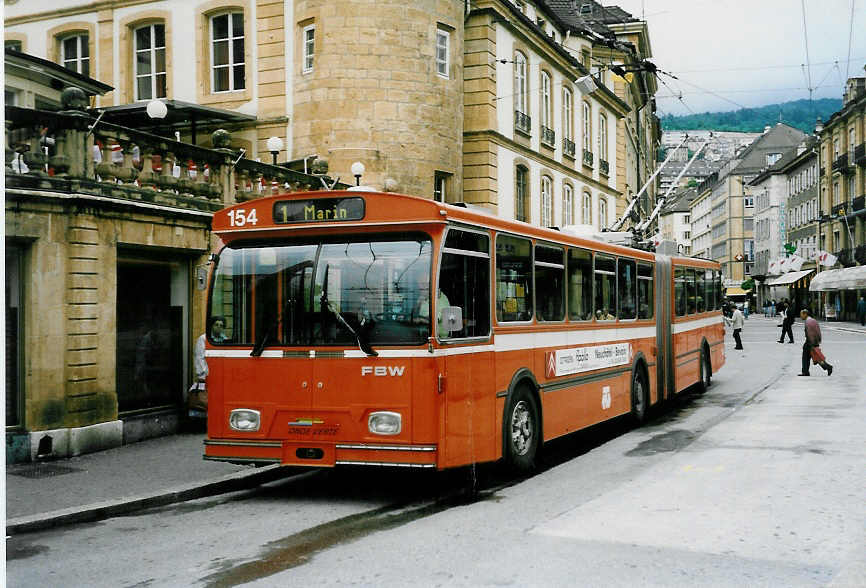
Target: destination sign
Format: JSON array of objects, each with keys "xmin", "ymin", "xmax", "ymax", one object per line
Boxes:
[{"xmin": 273, "ymin": 197, "xmax": 365, "ymax": 224}]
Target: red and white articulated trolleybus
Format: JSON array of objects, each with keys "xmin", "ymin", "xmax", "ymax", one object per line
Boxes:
[{"xmin": 203, "ymin": 190, "xmax": 725, "ymax": 471}]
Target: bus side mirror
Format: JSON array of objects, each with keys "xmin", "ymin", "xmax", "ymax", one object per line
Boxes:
[{"xmin": 440, "ymin": 306, "xmax": 463, "ymax": 333}]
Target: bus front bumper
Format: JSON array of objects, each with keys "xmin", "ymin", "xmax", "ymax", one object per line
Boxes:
[{"xmin": 204, "ymin": 439, "xmax": 438, "ymax": 469}]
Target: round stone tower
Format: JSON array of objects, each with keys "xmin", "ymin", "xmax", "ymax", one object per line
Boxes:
[{"xmin": 292, "ymin": 0, "xmax": 464, "ymax": 198}]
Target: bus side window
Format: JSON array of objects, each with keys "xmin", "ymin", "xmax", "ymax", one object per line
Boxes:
[
  {"xmin": 594, "ymin": 255, "xmax": 616, "ymax": 321},
  {"xmin": 674, "ymin": 268, "xmax": 687, "ymax": 317},
  {"xmin": 715, "ymin": 270, "xmax": 723, "ymax": 310},
  {"xmin": 697, "ymin": 269, "xmax": 709, "ymax": 313},
  {"xmin": 496, "ymin": 234, "xmax": 533, "ymax": 322},
  {"xmin": 535, "ymin": 244, "xmax": 564, "ymax": 322},
  {"xmin": 637, "ymin": 262, "xmax": 653, "ymax": 319},
  {"xmin": 617, "ymin": 258, "xmax": 636, "ymax": 320},
  {"xmin": 567, "ymin": 248, "xmax": 592, "ymax": 321},
  {"xmin": 686, "ymin": 269, "xmax": 697, "ymax": 314},
  {"xmin": 440, "ymin": 229, "xmax": 491, "ymax": 338}
]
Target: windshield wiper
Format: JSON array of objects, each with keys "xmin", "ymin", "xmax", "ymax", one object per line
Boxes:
[
  {"xmin": 327, "ymin": 301, "xmax": 378, "ymax": 357},
  {"xmin": 250, "ymin": 317, "xmax": 277, "ymax": 357}
]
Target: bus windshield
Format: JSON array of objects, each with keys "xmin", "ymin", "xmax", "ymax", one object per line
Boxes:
[{"xmin": 209, "ymin": 234, "xmax": 433, "ymax": 348}]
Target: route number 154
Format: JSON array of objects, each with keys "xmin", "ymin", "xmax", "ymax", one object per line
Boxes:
[{"xmin": 228, "ymin": 208, "xmax": 258, "ymax": 227}]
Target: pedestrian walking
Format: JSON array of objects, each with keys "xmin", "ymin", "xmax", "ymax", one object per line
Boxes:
[
  {"xmin": 725, "ymin": 304, "xmax": 745, "ymax": 350},
  {"xmin": 857, "ymin": 296, "xmax": 866, "ymax": 327},
  {"xmin": 799, "ymin": 309, "xmax": 832, "ymax": 376},
  {"xmin": 778, "ymin": 301, "xmax": 795, "ymax": 343}
]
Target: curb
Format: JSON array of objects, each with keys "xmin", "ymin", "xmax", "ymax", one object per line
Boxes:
[{"xmin": 6, "ymin": 464, "xmax": 293, "ymax": 536}]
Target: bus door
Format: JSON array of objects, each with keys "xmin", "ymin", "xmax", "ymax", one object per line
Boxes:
[{"xmin": 437, "ymin": 228, "xmax": 496, "ymax": 467}]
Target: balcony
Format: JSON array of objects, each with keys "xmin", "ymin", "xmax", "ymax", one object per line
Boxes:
[
  {"xmin": 854, "ymin": 143, "xmax": 866, "ymax": 166},
  {"xmin": 582, "ymin": 150, "xmax": 594, "ymax": 168},
  {"xmin": 514, "ymin": 110, "xmax": 531, "ymax": 135},
  {"xmin": 853, "ymin": 195, "xmax": 865, "ymax": 212},
  {"xmin": 541, "ymin": 125, "xmax": 555, "ymax": 148},
  {"xmin": 599, "ymin": 159, "xmax": 609, "ymax": 176},
  {"xmin": 832, "ymin": 153, "xmax": 854, "ymax": 175},
  {"xmin": 855, "ymin": 244, "xmax": 866, "ymax": 265},
  {"xmin": 5, "ymin": 99, "xmax": 341, "ymax": 212},
  {"xmin": 831, "ymin": 202, "xmax": 848, "ymax": 217},
  {"xmin": 562, "ymin": 137, "xmax": 576, "ymax": 158}
]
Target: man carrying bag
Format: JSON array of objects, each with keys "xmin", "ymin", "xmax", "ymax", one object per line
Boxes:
[{"xmin": 799, "ymin": 309, "xmax": 832, "ymax": 377}]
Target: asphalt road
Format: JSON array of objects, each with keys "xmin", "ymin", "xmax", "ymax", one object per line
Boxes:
[{"xmin": 7, "ymin": 318, "xmax": 865, "ymax": 587}]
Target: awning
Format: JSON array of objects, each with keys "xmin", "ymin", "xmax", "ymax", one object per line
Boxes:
[
  {"xmin": 725, "ymin": 287, "xmax": 748, "ymax": 295},
  {"xmin": 811, "ymin": 265, "xmax": 866, "ymax": 291},
  {"xmin": 765, "ymin": 269, "xmax": 814, "ymax": 286}
]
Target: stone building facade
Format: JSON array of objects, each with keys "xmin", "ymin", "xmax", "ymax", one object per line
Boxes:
[{"xmin": 816, "ymin": 70, "xmax": 866, "ymax": 320}]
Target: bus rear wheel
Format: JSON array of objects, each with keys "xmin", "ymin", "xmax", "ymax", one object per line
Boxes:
[
  {"xmin": 504, "ymin": 386, "xmax": 540, "ymax": 472},
  {"xmin": 630, "ymin": 368, "xmax": 649, "ymax": 425},
  {"xmin": 698, "ymin": 346, "xmax": 712, "ymax": 393}
]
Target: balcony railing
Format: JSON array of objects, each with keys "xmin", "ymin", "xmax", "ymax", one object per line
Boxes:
[
  {"xmin": 852, "ymin": 195, "xmax": 865, "ymax": 212},
  {"xmin": 514, "ymin": 110, "xmax": 531, "ymax": 135},
  {"xmin": 832, "ymin": 153, "xmax": 847, "ymax": 172},
  {"xmin": 5, "ymin": 93, "xmax": 342, "ymax": 211},
  {"xmin": 831, "ymin": 202, "xmax": 848, "ymax": 217},
  {"xmin": 562, "ymin": 137, "xmax": 575, "ymax": 157},
  {"xmin": 854, "ymin": 143, "xmax": 866, "ymax": 166},
  {"xmin": 582, "ymin": 150, "xmax": 593, "ymax": 168},
  {"xmin": 599, "ymin": 159, "xmax": 609, "ymax": 176},
  {"xmin": 540, "ymin": 125, "xmax": 555, "ymax": 147}
]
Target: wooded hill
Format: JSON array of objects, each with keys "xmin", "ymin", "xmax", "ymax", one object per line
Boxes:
[{"xmin": 660, "ymin": 98, "xmax": 842, "ymax": 134}]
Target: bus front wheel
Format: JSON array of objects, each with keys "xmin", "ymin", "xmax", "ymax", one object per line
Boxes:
[{"xmin": 504, "ymin": 386, "xmax": 540, "ymax": 472}]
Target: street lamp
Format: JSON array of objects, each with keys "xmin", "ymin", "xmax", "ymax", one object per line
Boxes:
[
  {"xmin": 266, "ymin": 136, "xmax": 284, "ymax": 166},
  {"xmin": 350, "ymin": 161, "xmax": 365, "ymax": 186}
]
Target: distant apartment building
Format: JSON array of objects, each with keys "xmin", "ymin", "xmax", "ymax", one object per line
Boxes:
[
  {"xmin": 661, "ymin": 130, "xmax": 761, "ymax": 163},
  {"xmin": 658, "ymin": 187, "xmax": 695, "ymax": 255},
  {"xmin": 701, "ymin": 123, "xmax": 807, "ymax": 284},
  {"xmin": 689, "ymin": 179, "xmax": 714, "ymax": 260},
  {"xmin": 657, "ymin": 159, "xmax": 721, "ymax": 198}
]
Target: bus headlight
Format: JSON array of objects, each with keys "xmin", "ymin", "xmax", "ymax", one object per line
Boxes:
[
  {"xmin": 229, "ymin": 409, "xmax": 261, "ymax": 432},
  {"xmin": 368, "ymin": 411, "xmax": 401, "ymax": 435}
]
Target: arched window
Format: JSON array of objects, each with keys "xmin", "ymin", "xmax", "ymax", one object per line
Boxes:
[
  {"xmin": 583, "ymin": 102, "xmax": 592, "ymax": 151},
  {"xmin": 563, "ymin": 184, "xmax": 574, "ymax": 225},
  {"xmin": 582, "ymin": 191, "xmax": 592, "ymax": 225},
  {"xmin": 516, "ymin": 165, "xmax": 529, "ymax": 222},
  {"xmin": 514, "ymin": 52, "xmax": 527, "ymax": 116},
  {"xmin": 540, "ymin": 71, "xmax": 551, "ymax": 130},
  {"xmin": 599, "ymin": 197, "xmax": 607, "ymax": 229},
  {"xmin": 541, "ymin": 176, "xmax": 553, "ymax": 227},
  {"xmin": 599, "ymin": 112, "xmax": 608, "ymax": 160}
]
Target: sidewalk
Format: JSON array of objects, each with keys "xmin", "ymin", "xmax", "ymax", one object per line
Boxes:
[
  {"xmin": 5, "ymin": 431, "xmax": 292, "ymax": 535},
  {"xmin": 746, "ymin": 312, "xmax": 866, "ymax": 335}
]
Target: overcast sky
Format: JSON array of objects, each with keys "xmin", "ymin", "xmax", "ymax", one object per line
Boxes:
[{"xmin": 610, "ymin": 0, "xmax": 866, "ymax": 116}]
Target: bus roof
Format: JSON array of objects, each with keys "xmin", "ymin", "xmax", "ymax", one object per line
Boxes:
[{"xmin": 213, "ymin": 190, "xmax": 718, "ymax": 265}]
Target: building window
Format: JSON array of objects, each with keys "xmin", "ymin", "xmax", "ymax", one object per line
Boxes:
[
  {"xmin": 434, "ymin": 171, "xmax": 451, "ymax": 202},
  {"xmin": 211, "ymin": 13, "xmax": 245, "ymax": 92},
  {"xmin": 61, "ymin": 34, "xmax": 90, "ymax": 76},
  {"xmin": 5, "ymin": 40, "xmax": 23, "ymax": 51},
  {"xmin": 744, "ymin": 196, "xmax": 754, "ymax": 207},
  {"xmin": 766, "ymin": 152, "xmax": 781, "ymax": 166},
  {"xmin": 134, "ymin": 24, "xmax": 167, "ymax": 100},
  {"xmin": 541, "ymin": 176, "xmax": 553, "ymax": 227},
  {"xmin": 598, "ymin": 197, "xmax": 607, "ymax": 229},
  {"xmin": 540, "ymin": 71, "xmax": 552, "ymax": 137},
  {"xmin": 516, "ymin": 165, "xmax": 529, "ymax": 222},
  {"xmin": 599, "ymin": 112, "xmax": 608, "ymax": 161},
  {"xmin": 582, "ymin": 102, "xmax": 591, "ymax": 152},
  {"xmin": 833, "ymin": 181, "xmax": 840, "ymax": 205},
  {"xmin": 563, "ymin": 184, "xmax": 574, "ymax": 225},
  {"xmin": 302, "ymin": 24, "xmax": 315, "ymax": 73},
  {"xmin": 562, "ymin": 88, "xmax": 573, "ymax": 141},
  {"xmin": 582, "ymin": 191, "xmax": 592, "ymax": 224},
  {"xmin": 514, "ymin": 51, "xmax": 528, "ymax": 120},
  {"xmin": 436, "ymin": 28, "xmax": 449, "ymax": 79}
]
